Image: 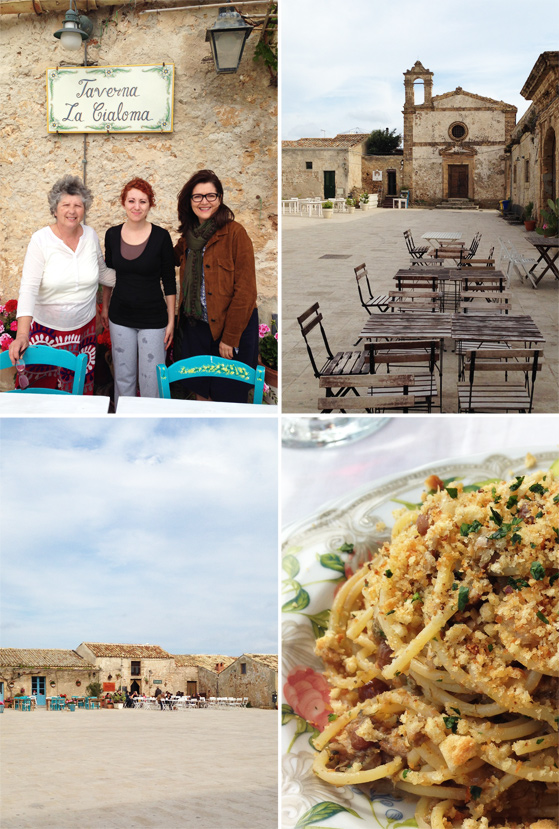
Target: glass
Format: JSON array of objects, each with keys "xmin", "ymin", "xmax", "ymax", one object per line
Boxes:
[
  {"xmin": 15, "ymin": 359, "xmax": 29, "ymax": 390},
  {"xmin": 282, "ymin": 416, "xmax": 388, "ymax": 448},
  {"xmin": 191, "ymin": 193, "xmax": 219, "ymax": 203}
]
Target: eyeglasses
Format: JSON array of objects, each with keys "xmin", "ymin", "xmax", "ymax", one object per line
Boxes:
[
  {"xmin": 191, "ymin": 193, "xmax": 219, "ymax": 203},
  {"xmin": 16, "ymin": 359, "xmax": 29, "ymax": 390}
]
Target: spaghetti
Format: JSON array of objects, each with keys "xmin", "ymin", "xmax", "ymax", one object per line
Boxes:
[{"xmin": 314, "ymin": 469, "xmax": 559, "ymax": 828}]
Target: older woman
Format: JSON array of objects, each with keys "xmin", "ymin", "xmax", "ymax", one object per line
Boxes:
[
  {"xmin": 101, "ymin": 177, "xmax": 176, "ymax": 405},
  {"xmin": 174, "ymin": 169, "xmax": 258, "ymax": 403},
  {"xmin": 9, "ymin": 175, "xmax": 115, "ymax": 393}
]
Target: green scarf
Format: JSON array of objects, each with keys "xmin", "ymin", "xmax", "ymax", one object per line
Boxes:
[{"xmin": 182, "ymin": 219, "xmax": 217, "ymax": 320}]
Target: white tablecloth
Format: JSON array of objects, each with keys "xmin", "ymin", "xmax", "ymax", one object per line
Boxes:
[
  {"xmin": 282, "ymin": 415, "xmax": 559, "ymax": 527},
  {"xmin": 0, "ymin": 394, "xmax": 111, "ymax": 415}
]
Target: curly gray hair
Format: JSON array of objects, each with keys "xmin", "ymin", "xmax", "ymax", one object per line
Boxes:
[{"xmin": 47, "ymin": 175, "xmax": 93, "ymax": 216}]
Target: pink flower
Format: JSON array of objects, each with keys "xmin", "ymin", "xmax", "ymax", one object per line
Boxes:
[
  {"xmin": 10, "ymin": 321, "xmax": 17, "ymax": 331},
  {"xmin": 263, "ymin": 382, "xmax": 270, "ymax": 392},
  {"xmin": 0, "ymin": 305, "xmax": 5, "ymax": 314},
  {"xmin": 284, "ymin": 666, "xmax": 332, "ymax": 731},
  {"xmin": 274, "ymin": 332, "xmax": 278, "ymax": 340},
  {"xmin": 0, "ymin": 333, "xmax": 13, "ymax": 351},
  {"xmin": 259, "ymin": 323, "xmax": 271, "ymax": 338}
]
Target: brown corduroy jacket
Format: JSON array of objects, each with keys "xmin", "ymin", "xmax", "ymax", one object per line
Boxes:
[{"xmin": 174, "ymin": 221, "xmax": 257, "ymax": 348}]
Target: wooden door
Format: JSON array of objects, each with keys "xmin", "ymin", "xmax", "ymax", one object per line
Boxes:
[
  {"xmin": 387, "ymin": 170, "xmax": 397, "ymax": 196},
  {"xmin": 448, "ymin": 165, "xmax": 468, "ymax": 198},
  {"xmin": 323, "ymin": 171, "xmax": 335, "ymax": 199}
]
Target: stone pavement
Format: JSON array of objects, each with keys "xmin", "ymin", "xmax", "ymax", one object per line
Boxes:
[
  {"xmin": 0, "ymin": 708, "xmax": 277, "ymax": 829},
  {"xmin": 282, "ymin": 208, "xmax": 558, "ymax": 413}
]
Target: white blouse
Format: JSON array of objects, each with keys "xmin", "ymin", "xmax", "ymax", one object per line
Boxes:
[{"xmin": 17, "ymin": 225, "xmax": 116, "ymax": 332}]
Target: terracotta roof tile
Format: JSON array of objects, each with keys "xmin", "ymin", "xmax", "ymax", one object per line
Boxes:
[
  {"xmin": 0, "ymin": 648, "xmax": 87, "ymax": 668},
  {"xmin": 283, "ymin": 133, "xmax": 369, "ymax": 149},
  {"xmin": 81, "ymin": 643, "xmax": 171, "ymax": 658}
]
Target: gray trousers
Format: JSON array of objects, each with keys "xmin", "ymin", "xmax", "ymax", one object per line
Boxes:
[{"xmin": 109, "ymin": 322, "xmax": 166, "ymax": 406}]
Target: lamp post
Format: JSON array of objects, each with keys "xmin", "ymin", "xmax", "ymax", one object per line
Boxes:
[
  {"xmin": 54, "ymin": 0, "xmax": 93, "ymax": 51},
  {"xmin": 205, "ymin": 6, "xmax": 253, "ymax": 73}
]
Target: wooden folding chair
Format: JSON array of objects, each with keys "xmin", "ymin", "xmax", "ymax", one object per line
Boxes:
[
  {"xmin": 354, "ymin": 263, "xmax": 390, "ymax": 314},
  {"xmin": 367, "ymin": 339, "xmax": 440, "ymax": 412},
  {"xmin": 457, "ymin": 348, "xmax": 543, "ymax": 412},
  {"xmin": 459, "ymin": 291, "xmax": 512, "ymax": 315},
  {"xmin": 403, "ymin": 229, "xmax": 429, "ymax": 264},
  {"xmin": 319, "ymin": 374, "xmax": 416, "ymax": 412},
  {"xmin": 297, "ymin": 303, "xmax": 369, "ymax": 408},
  {"xmin": 388, "ymin": 290, "xmax": 442, "ymax": 312}
]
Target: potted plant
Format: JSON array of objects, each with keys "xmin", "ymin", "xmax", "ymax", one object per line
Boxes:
[
  {"xmin": 524, "ymin": 202, "xmax": 536, "ymax": 231},
  {"xmin": 345, "ymin": 197, "xmax": 355, "ymax": 214},
  {"xmin": 322, "ymin": 200, "xmax": 334, "ymax": 218},
  {"xmin": 0, "ymin": 299, "xmax": 18, "ymax": 390},
  {"xmin": 258, "ymin": 321, "xmax": 278, "ymax": 404},
  {"xmin": 536, "ymin": 198, "xmax": 559, "ymax": 237},
  {"xmin": 360, "ymin": 193, "xmax": 370, "ymax": 210},
  {"xmin": 112, "ymin": 691, "xmax": 125, "ymax": 709}
]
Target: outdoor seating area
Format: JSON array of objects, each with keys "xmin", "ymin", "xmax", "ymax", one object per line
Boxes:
[{"xmin": 283, "ymin": 208, "xmax": 557, "ymax": 413}]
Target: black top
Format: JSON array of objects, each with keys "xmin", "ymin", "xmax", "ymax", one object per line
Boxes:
[{"xmin": 105, "ymin": 223, "xmax": 176, "ymax": 329}]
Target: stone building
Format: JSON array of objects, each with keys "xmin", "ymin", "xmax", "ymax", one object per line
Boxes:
[
  {"xmin": 402, "ymin": 61, "xmax": 516, "ymax": 208},
  {"xmin": 508, "ymin": 51, "xmax": 558, "ymax": 221},
  {"xmin": 0, "ymin": 0, "xmax": 277, "ymax": 325},
  {"xmin": 216, "ymin": 653, "xmax": 277, "ymax": 708},
  {"xmin": 1, "ymin": 645, "xmax": 277, "ymax": 707},
  {"xmin": 282, "ymin": 134, "xmax": 404, "ymax": 202}
]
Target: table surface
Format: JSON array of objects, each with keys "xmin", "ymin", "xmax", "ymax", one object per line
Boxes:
[
  {"xmin": 282, "ymin": 417, "xmax": 559, "ymax": 527},
  {"xmin": 421, "ymin": 231, "xmax": 462, "ymax": 241},
  {"xmin": 450, "ymin": 313, "xmax": 545, "ymax": 343},
  {"xmin": 526, "ymin": 233, "xmax": 559, "ymax": 247},
  {"xmin": 0, "ymin": 394, "xmax": 111, "ymax": 414},
  {"xmin": 116, "ymin": 396, "xmax": 277, "ymax": 415},
  {"xmin": 394, "ymin": 268, "xmax": 506, "ymax": 282},
  {"xmin": 359, "ymin": 311, "xmax": 453, "ymax": 340}
]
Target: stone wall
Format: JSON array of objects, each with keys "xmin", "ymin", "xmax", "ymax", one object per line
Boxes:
[
  {"xmin": 361, "ymin": 155, "xmax": 404, "ymax": 197},
  {"xmin": 282, "ymin": 147, "xmax": 362, "ymax": 199},
  {"xmin": 0, "ymin": 4, "xmax": 277, "ymax": 323},
  {"xmin": 0, "ymin": 667, "xmax": 98, "ymax": 698},
  {"xmin": 217, "ymin": 655, "xmax": 276, "ymax": 709}
]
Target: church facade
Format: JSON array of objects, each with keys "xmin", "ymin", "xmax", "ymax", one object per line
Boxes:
[{"xmin": 402, "ymin": 61, "xmax": 516, "ymax": 208}]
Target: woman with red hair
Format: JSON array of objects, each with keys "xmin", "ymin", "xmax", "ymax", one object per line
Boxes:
[{"xmin": 102, "ymin": 177, "xmax": 176, "ymax": 405}]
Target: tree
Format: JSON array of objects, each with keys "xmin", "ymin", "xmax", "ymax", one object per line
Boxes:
[{"xmin": 366, "ymin": 128, "xmax": 402, "ymax": 155}]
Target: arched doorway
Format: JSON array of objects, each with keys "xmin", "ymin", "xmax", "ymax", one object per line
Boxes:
[
  {"xmin": 130, "ymin": 680, "xmax": 140, "ymax": 694},
  {"xmin": 542, "ymin": 127, "xmax": 556, "ymax": 203}
]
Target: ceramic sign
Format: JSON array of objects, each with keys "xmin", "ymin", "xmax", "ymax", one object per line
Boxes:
[{"xmin": 46, "ymin": 63, "xmax": 174, "ymax": 133}]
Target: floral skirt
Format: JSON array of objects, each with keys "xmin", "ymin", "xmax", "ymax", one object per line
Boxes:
[{"xmin": 21, "ymin": 318, "xmax": 97, "ymax": 394}]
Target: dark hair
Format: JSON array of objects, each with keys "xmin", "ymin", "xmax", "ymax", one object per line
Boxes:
[
  {"xmin": 177, "ymin": 169, "xmax": 234, "ymax": 236},
  {"xmin": 121, "ymin": 177, "xmax": 156, "ymax": 207}
]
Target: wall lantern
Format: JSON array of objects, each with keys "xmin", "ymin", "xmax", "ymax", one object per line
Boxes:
[
  {"xmin": 205, "ymin": 6, "xmax": 253, "ymax": 74},
  {"xmin": 54, "ymin": 0, "xmax": 93, "ymax": 51}
]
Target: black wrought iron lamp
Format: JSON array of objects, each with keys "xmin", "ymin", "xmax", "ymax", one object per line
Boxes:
[
  {"xmin": 54, "ymin": 0, "xmax": 93, "ymax": 51},
  {"xmin": 205, "ymin": 6, "xmax": 253, "ymax": 73}
]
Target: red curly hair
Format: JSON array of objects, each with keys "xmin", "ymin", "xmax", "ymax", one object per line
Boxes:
[{"xmin": 120, "ymin": 178, "xmax": 156, "ymax": 208}]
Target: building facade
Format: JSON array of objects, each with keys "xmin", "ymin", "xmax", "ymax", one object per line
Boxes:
[
  {"xmin": 0, "ymin": 0, "xmax": 277, "ymax": 325},
  {"xmin": 216, "ymin": 653, "xmax": 278, "ymax": 708},
  {"xmin": 508, "ymin": 51, "xmax": 558, "ymax": 222},
  {"xmin": 402, "ymin": 61, "xmax": 516, "ymax": 208}
]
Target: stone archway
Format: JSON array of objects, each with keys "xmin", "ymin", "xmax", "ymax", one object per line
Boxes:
[{"xmin": 542, "ymin": 126, "xmax": 556, "ymax": 203}]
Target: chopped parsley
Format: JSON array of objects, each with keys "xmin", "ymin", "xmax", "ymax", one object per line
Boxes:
[
  {"xmin": 529, "ymin": 483, "xmax": 547, "ymax": 495},
  {"xmin": 488, "ymin": 643, "xmax": 494, "ymax": 652},
  {"xmin": 506, "ymin": 495, "xmax": 518, "ymax": 510},
  {"xmin": 553, "ymin": 494, "xmax": 559, "ymax": 504},
  {"xmin": 328, "ymin": 713, "xmax": 337, "ymax": 721},
  {"xmin": 491, "ymin": 487, "xmax": 501, "ymax": 503},
  {"xmin": 530, "ymin": 543, "xmax": 537, "ymax": 549},
  {"xmin": 411, "ymin": 593, "xmax": 422, "ymax": 603},
  {"xmin": 550, "ymin": 573, "xmax": 559, "ymax": 586},
  {"xmin": 451, "ymin": 707, "xmax": 461, "ymax": 715},
  {"xmin": 511, "ymin": 533, "xmax": 522, "ymax": 545},
  {"xmin": 535, "ymin": 510, "xmax": 543, "ymax": 519},
  {"xmin": 470, "ymin": 786, "xmax": 482, "ymax": 800},
  {"xmin": 509, "ymin": 476, "xmax": 524, "ymax": 491},
  {"xmin": 489, "ymin": 507, "xmax": 503, "ymax": 526},
  {"xmin": 507, "ymin": 576, "xmax": 530, "ymax": 590},
  {"xmin": 530, "ymin": 562, "xmax": 545, "ymax": 580},
  {"xmin": 460, "ymin": 520, "xmax": 483, "ymax": 537},
  {"xmin": 451, "ymin": 582, "xmax": 458, "ymax": 591},
  {"xmin": 402, "ymin": 769, "xmax": 410, "ymax": 779},
  {"xmin": 536, "ymin": 611, "xmax": 550, "ymax": 624},
  {"xmin": 385, "ymin": 569, "xmax": 393, "ymax": 578},
  {"xmin": 457, "ymin": 585, "xmax": 469, "ymax": 612},
  {"xmin": 386, "ymin": 610, "xmax": 396, "ymax": 616},
  {"xmin": 338, "ymin": 542, "xmax": 354, "ymax": 553},
  {"xmin": 443, "ymin": 715, "xmax": 459, "ymax": 733},
  {"xmin": 553, "ymin": 527, "xmax": 559, "ymax": 542},
  {"xmin": 446, "ymin": 487, "xmax": 458, "ymax": 499},
  {"xmin": 488, "ymin": 516, "xmax": 523, "ymax": 540},
  {"xmin": 536, "ymin": 738, "xmax": 544, "ymax": 744}
]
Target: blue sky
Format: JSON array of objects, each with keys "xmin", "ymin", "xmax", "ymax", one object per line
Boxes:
[
  {"xmin": 281, "ymin": 0, "xmax": 559, "ymax": 139},
  {"xmin": 0, "ymin": 418, "xmax": 278, "ymax": 657}
]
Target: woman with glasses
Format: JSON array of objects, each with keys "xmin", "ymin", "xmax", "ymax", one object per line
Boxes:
[
  {"xmin": 101, "ymin": 177, "xmax": 176, "ymax": 405},
  {"xmin": 174, "ymin": 169, "xmax": 258, "ymax": 403},
  {"xmin": 8, "ymin": 175, "xmax": 116, "ymax": 393}
]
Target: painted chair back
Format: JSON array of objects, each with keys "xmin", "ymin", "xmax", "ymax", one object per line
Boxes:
[
  {"xmin": 156, "ymin": 355, "xmax": 265, "ymax": 404},
  {"xmin": 0, "ymin": 345, "xmax": 87, "ymax": 395}
]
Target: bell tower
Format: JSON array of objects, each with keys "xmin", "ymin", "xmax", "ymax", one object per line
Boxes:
[{"xmin": 403, "ymin": 61, "xmax": 434, "ymax": 200}]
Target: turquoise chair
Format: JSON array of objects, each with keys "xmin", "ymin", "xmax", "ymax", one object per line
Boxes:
[
  {"xmin": 157, "ymin": 355, "xmax": 265, "ymax": 404},
  {"xmin": 0, "ymin": 345, "xmax": 87, "ymax": 395}
]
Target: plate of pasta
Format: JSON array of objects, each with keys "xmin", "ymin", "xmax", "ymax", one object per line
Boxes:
[{"xmin": 281, "ymin": 448, "xmax": 559, "ymax": 829}]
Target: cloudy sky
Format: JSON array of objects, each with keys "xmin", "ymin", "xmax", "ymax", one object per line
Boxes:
[
  {"xmin": 281, "ymin": 0, "xmax": 559, "ymax": 139},
  {"xmin": 0, "ymin": 418, "xmax": 278, "ymax": 657}
]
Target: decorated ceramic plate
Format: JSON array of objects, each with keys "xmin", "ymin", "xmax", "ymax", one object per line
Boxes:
[{"xmin": 281, "ymin": 447, "xmax": 558, "ymax": 829}]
